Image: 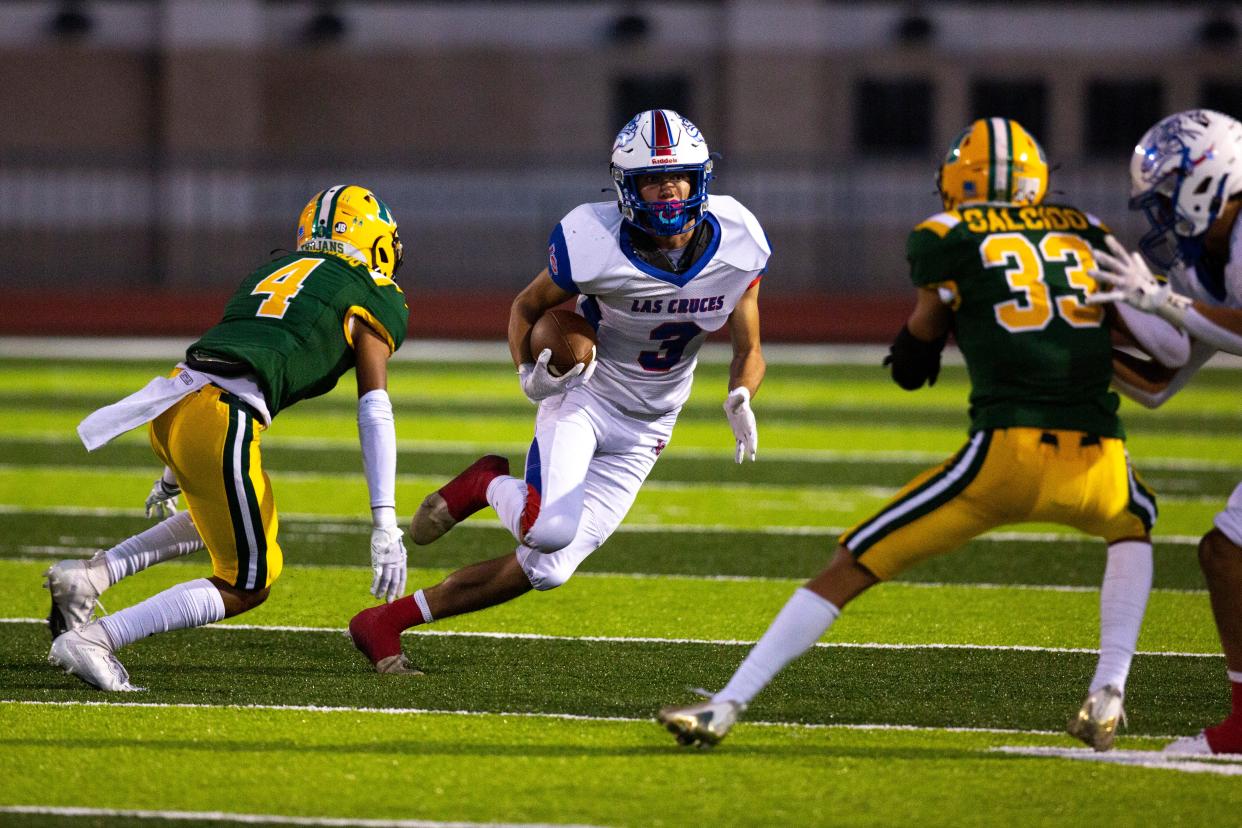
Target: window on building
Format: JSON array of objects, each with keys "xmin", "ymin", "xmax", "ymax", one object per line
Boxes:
[
  {"xmin": 969, "ymin": 79, "xmax": 1048, "ymax": 146},
  {"xmin": 613, "ymin": 76, "xmax": 691, "ymax": 133},
  {"xmin": 1201, "ymin": 81, "xmax": 1242, "ymax": 121},
  {"xmin": 1084, "ymin": 80, "xmax": 1164, "ymax": 157},
  {"xmin": 854, "ymin": 77, "xmax": 934, "ymax": 156}
]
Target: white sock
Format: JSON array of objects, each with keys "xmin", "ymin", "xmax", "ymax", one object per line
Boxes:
[
  {"xmin": 487, "ymin": 475, "xmax": 528, "ymax": 541},
  {"xmin": 103, "ymin": 511, "xmax": 204, "ymax": 585},
  {"xmin": 715, "ymin": 588, "xmax": 840, "ymax": 707},
  {"xmin": 1090, "ymin": 540, "xmax": 1153, "ymax": 694},
  {"xmin": 97, "ymin": 578, "xmax": 225, "ymax": 650},
  {"xmin": 1228, "ymin": 670, "xmax": 1242, "ymax": 684}
]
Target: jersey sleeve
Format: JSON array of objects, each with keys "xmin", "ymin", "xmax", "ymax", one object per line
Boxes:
[
  {"xmin": 349, "ymin": 280, "xmax": 410, "ymax": 354},
  {"xmin": 907, "ymin": 214, "xmax": 973, "ymax": 288},
  {"xmin": 547, "ymin": 222, "xmax": 578, "ymax": 295}
]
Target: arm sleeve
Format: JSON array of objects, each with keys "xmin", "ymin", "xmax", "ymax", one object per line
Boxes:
[
  {"xmin": 1183, "ymin": 308, "xmax": 1242, "ymax": 357},
  {"xmin": 357, "ymin": 389, "xmax": 397, "ymax": 520},
  {"xmin": 1115, "ymin": 302, "xmax": 1190, "ymax": 368},
  {"xmin": 1113, "ymin": 340, "xmax": 1213, "ymax": 409}
]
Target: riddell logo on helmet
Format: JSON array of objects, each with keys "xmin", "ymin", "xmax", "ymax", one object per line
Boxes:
[{"xmin": 649, "ymin": 157, "xmax": 680, "ymax": 165}]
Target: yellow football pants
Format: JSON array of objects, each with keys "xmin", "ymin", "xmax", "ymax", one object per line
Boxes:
[
  {"xmin": 148, "ymin": 383, "xmax": 282, "ymax": 590},
  {"xmin": 839, "ymin": 427, "xmax": 1156, "ymax": 581}
]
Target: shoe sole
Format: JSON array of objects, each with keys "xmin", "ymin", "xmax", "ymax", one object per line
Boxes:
[
  {"xmin": 1066, "ymin": 717, "xmax": 1116, "ymax": 752},
  {"xmin": 48, "ymin": 640, "xmax": 142, "ymax": 693},
  {"xmin": 375, "ymin": 654, "xmax": 424, "ymax": 675},
  {"xmin": 410, "ymin": 492, "xmax": 457, "ymax": 546},
  {"xmin": 658, "ymin": 711, "xmax": 723, "ymax": 748}
]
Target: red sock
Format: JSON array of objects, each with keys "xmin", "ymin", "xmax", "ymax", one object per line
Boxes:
[
  {"xmin": 380, "ymin": 593, "xmax": 427, "ymax": 630},
  {"xmin": 1204, "ymin": 680, "xmax": 1242, "ymax": 753}
]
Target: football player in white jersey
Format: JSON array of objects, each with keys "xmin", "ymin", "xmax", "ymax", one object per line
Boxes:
[
  {"xmin": 347, "ymin": 109, "xmax": 770, "ymax": 674},
  {"xmin": 1087, "ymin": 109, "xmax": 1242, "ymax": 755}
]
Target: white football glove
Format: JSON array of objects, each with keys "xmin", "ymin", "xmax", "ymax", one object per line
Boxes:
[
  {"xmin": 723, "ymin": 386, "xmax": 758, "ymax": 464},
  {"xmin": 369, "ymin": 525, "xmax": 408, "ymax": 603},
  {"xmin": 145, "ymin": 477, "xmax": 180, "ymax": 520},
  {"xmin": 1087, "ymin": 236, "xmax": 1192, "ymax": 326},
  {"xmin": 518, "ymin": 347, "xmax": 595, "ymax": 404}
]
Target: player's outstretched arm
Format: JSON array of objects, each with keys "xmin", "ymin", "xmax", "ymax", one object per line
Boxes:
[
  {"xmin": 885, "ymin": 287, "xmax": 951, "ymax": 391},
  {"xmin": 355, "ymin": 322, "xmax": 407, "ymax": 603},
  {"xmin": 1090, "ymin": 235, "xmax": 1242, "ymax": 355},
  {"xmin": 724, "ymin": 282, "xmax": 764, "ymax": 463}
]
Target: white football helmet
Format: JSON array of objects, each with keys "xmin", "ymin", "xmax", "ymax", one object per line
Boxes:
[
  {"xmin": 1129, "ymin": 109, "xmax": 1242, "ymax": 268},
  {"xmin": 610, "ymin": 109, "xmax": 713, "ymax": 236}
]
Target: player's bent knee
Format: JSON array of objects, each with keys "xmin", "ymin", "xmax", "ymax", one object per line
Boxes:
[
  {"xmin": 525, "ymin": 563, "xmax": 575, "ymax": 591},
  {"xmin": 1199, "ymin": 529, "xmax": 1242, "ymax": 577},
  {"xmin": 526, "ymin": 514, "xmax": 578, "ymax": 554}
]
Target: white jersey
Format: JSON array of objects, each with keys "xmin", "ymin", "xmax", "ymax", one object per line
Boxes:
[
  {"xmin": 1168, "ymin": 215, "xmax": 1242, "ymax": 310},
  {"xmin": 546, "ymin": 196, "xmax": 769, "ymax": 417}
]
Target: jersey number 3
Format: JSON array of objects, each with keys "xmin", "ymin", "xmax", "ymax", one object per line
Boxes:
[
  {"xmin": 252, "ymin": 259, "xmax": 324, "ymax": 319},
  {"xmin": 639, "ymin": 321, "xmax": 702, "ymax": 372},
  {"xmin": 983, "ymin": 233, "xmax": 1103, "ymax": 332}
]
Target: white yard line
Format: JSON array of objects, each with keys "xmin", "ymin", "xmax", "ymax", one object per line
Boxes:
[
  {"xmin": 2, "ymin": 463, "xmax": 1231, "ymax": 504},
  {"xmin": 0, "ymin": 697, "xmax": 1074, "ymax": 739},
  {"xmin": 0, "ymin": 502, "xmax": 1210, "ymax": 545},
  {"xmin": 0, "ymin": 555, "xmax": 1214, "ymax": 595},
  {"xmin": 992, "ymin": 745, "xmax": 1242, "ymax": 776},
  {"xmin": 0, "ymin": 806, "xmax": 601, "ymax": 828},
  {"xmin": 0, "ymin": 617, "xmax": 1220, "ymax": 658},
  {"xmin": 4, "ymin": 430, "xmax": 1242, "ymax": 472}
]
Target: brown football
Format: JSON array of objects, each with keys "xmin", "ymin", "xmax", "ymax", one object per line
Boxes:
[{"xmin": 530, "ymin": 309, "xmax": 597, "ymax": 377}]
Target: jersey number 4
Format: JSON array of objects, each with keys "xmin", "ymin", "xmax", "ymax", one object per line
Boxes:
[
  {"xmin": 251, "ymin": 258, "xmax": 324, "ymax": 318},
  {"xmin": 983, "ymin": 233, "xmax": 1103, "ymax": 332}
]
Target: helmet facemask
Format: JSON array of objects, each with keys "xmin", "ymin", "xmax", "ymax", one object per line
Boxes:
[{"xmin": 611, "ymin": 162, "xmax": 713, "ymax": 236}]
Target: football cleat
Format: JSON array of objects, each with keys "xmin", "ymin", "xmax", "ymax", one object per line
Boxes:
[
  {"xmin": 1066, "ymin": 684, "xmax": 1125, "ymax": 752},
  {"xmin": 410, "ymin": 454, "xmax": 509, "ymax": 546},
  {"xmin": 375, "ymin": 654, "xmax": 423, "ymax": 676},
  {"xmin": 347, "ymin": 606, "xmax": 422, "ymax": 675},
  {"xmin": 44, "ymin": 555, "xmax": 110, "ymax": 638},
  {"xmin": 48, "ymin": 623, "xmax": 143, "ymax": 692},
  {"xmin": 658, "ymin": 698, "xmax": 743, "ymax": 748}
]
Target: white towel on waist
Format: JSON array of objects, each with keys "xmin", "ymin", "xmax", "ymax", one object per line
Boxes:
[{"xmin": 77, "ymin": 369, "xmax": 211, "ymax": 451}]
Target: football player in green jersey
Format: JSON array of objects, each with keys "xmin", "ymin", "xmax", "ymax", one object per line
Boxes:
[
  {"xmin": 46, "ymin": 185, "xmax": 412, "ymax": 690},
  {"xmin": 661, "ymin": 119, "xmax": 1185, "ymax": 751}
]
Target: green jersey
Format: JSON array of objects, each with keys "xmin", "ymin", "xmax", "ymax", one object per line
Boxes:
[
  {"xmin": 188, "ymin": 252, "xmax": 409, "ymax": 418},
  {"xmin": 907, "ymin": 202, "xmax": 1122, "ymax": 438}
]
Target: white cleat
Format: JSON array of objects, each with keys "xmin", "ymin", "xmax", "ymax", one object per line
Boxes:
[
  {"xmin": 1067, "ymin": 684, "xmax": 1125, "ymax": 752},
  {"xmin": 48, "ymin": 623, "xmax": 144, "ymax": 692},
  {"xmin": 658, "ymin": 698, "xmax": 744, "ymax": 748},
  {"xmin": 43, "ymin": 555, "xmax": 109, "ymax": 638},
  {"xmin": 1164, "ymin": 731, "xmax": 1213, "ymax": 755}
]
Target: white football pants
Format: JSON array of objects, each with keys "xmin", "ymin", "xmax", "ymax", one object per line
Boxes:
[{"xmin": 487, "ymin": 383, "xmax": 677, "ymax": 590}]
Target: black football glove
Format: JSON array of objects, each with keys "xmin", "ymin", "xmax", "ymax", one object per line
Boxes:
[{"xmin": 883, "ymin": 326, "xmax": 949, "ymax": 391}]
